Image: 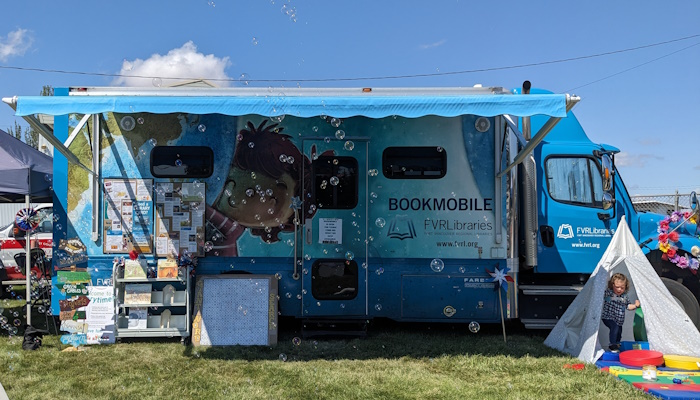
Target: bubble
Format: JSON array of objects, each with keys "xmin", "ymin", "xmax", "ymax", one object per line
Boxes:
[
  {"xmin": 324, "ymin": 137, "xmax": 331, "ymax": 144},
  {"xmin": 53, "ymin": 214, "xmax": 59, "ymax": 222},
  {"xmin": 320, "ymin": 180, "xmax": 328, "ymax": 189},
  {"xmin": 459, "ymin": 266, "xmax": 466, "ymax": 273},
  {"xmin": 335, "ymin": 129, "xmax": 345, "ymax": 140},
  {"xmin": 330, "ymin": 118, "xmax": 341, "ymax": 127},
  {"xmin": 368, "ymin": 169, "xmax": 378, "ymax": 177},
  {"xmin": 344, "ymin": 141, "xmax": 354, "ymax": 151},
  {"xmin": 252, "ymin": 37, "xmax": 259, "ymax": 45},
  {"xmin": 38, "ymin": 305, "xmax": 46, "ymax": 314},
  {"xmin": 312, "ymin": 126, "xmax": 319, "ymax": 132},
  {"xmin": 370, "ymin": 192, "xmax": 378, "ymax": 199},
  {"xmin": 44, "ymin": 174, "xmax": 52, "ymax": 182},
  {"xmin": 248, "ymin": 142, "xmax": 255, "ymax": 148},
  {"xmin": 238, "ymin": 73, "xmax": 250, "ymax": 86},
  {"xmin": 304, "ymin": 254, "xmax": 311, "ymax": 260},
  {"xmin": 345, "ymin": 251, "xmax": 354, "ymax": 261},
  {"xmin": 437, "ymin": 146, "xmax": 443, "ymax": 152},
  {"xmin": 0, "ymin": 316, "xmax": 7, "ymax": 324},
  {"xmin": 137, "ymin": 117, "xmax": 144, "ymax": 125},
  {"xmin": 149, "ymin": 138, "xmax": 157, "ymax": 146},
  {"xmin": 469, "ymin": 321, "xmax": 480, "ymax": 333},
  {"xmin": 279, "ymin": 154, "xmax": 288, "ymax": 163},
  {"xmin": 287, "ymin": 156, "xmax": 294, "ymax": 164},
  {"xmin": 376, "ymin": 267, "xmax": 384, "ymax": 275},
  {"xmin": 332, "ymin": 158, "xmax": 339, "ymax": 165},
  {"xmin": 375, "ymin": 218, "xmax": 386, "ymax": 228},
  {"xmin": 204, "ymin": 241, "xmax": 214, "ymax": 252},
  {"xmin": 292, "ymin": 337, "xmax": 302, "ymax": 346},
  {"xmin": 152, "ymin": 77, "xmax": 162, "ymax": 87},
  {"xmin": 330, "ymin": 176, "xmax": 339, "ymax": 186},
  {"xmin": 175, "ymin": 159, "xmax": 183, "ymax": 166},
  {"xmin": 245, "ymin": 188, "xmax": 255, "ymax": 197},
  {"xmin": 430, "ymin": 258, "xmax": 445, "ymax": 272},
  {"xmin": 13, "ymin": 319, "xmax": 21, "ymax": 327},
  {"xmin": 374, "ymin": 304, "xmax": 382, "ymax": 311},
  {"xmin": 198, "ymin": 124, "xmax": 206, "ymax": 133},
  {"xmin": 279, "ymin": 353, "xmax": 287, "ymax": 362}
]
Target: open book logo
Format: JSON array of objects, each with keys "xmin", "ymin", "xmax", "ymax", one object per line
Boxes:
[
  {"xmin": 557, "ymin": 224, "xmax": 574, "ymax": 239},
  {"xmin": 387, "ymin": 216, "xmax": 416, "ymax": 240}
]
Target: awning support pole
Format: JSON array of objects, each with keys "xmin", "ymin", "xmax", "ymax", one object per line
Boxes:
[{"xmin": 496, "ymin": 95, "xmax": 580, "ymax": 179}]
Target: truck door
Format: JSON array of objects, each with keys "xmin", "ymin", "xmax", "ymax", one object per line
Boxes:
[
  {"xmin": 301, "ymin": 138, "xmax": 368, "ymax": 317},
  {"xmin": 537, "ymin": 154, "xmax": 617, "ymax": 273}
]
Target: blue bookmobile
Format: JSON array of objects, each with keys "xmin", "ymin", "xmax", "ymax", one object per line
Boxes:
[{"xmin": 5, "ymin": 82, "xmax": 700, "ymax": 336}]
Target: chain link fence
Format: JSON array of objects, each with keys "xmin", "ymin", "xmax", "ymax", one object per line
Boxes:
[{"xmin": 630, "ymin": 192, "xmax": 694, "ymax": 215}]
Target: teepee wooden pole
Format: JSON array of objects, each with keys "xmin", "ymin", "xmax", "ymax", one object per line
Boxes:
[{"xmin": 499, "ymin": 290, "xmax": 507, "ymax": 343}]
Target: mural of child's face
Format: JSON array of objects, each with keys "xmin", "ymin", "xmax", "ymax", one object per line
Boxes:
[{"xmin": 215, "ymin": 166, "xmax": 296, "ymax": 228}]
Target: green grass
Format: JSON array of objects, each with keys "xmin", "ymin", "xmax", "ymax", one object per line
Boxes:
[{"xmin": 0, "ymin": 318, "xmax": 651, "ymax": 400}]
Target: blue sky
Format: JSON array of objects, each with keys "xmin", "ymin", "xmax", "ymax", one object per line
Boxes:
[{"xmin": 1, "ymin": 1, "xmax": 698, "ymax": 196}]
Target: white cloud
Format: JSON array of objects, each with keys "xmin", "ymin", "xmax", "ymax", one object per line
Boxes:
[
  {"xmin": 113, "ymin": 41, "xmax": 232, "ymax": 87},
  {"xmin": 419, "ymin": 39, "xmax": 447, "ymax": 50},
  {"xmin": 615, "ymin": 152, "xmax": 663, "ymax": 168},
  {"xmin": 0, "ymin": 28, "xmax": 33, "ymax": 62}
]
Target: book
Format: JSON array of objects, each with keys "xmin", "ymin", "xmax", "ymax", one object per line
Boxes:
[
  {"xmin": 124, "ymin": 283, "xmax": 152, "ymax": 305},
  {"xmin": 128, "ymin": 308, "xmax": 148, "ymax": 329},
  {"xmin": 157, "ymin": 258, "xmax": 178, "ymax": 279},
  {"xmin": 123, "ymin": 259, "xmax": 147, "ymax": 280}
]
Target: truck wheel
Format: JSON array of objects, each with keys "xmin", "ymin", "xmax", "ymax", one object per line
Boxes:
[{"xmin": 660, "ymin": 277, "xmax": 700, "ymax": 329}]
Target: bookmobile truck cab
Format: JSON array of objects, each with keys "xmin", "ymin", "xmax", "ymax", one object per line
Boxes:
[{"xmin": 5, "ymin": 82, "xmax": 700, "ymax": 332}]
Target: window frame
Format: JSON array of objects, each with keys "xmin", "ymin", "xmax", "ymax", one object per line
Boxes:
[
  {"xmin": 544, "ymin": 155, "xmax": 604, "ymax": 209},
  {"xmin": 150, "ymin": 146, "xmax": 214, "ymax": 178},
  {"xmin": 382, "ymin": 146, "xmax": 447, "ymax": 179},
  {"xmin": 312, "ymin": 155, "xmax": 359, "ymax": 210}
]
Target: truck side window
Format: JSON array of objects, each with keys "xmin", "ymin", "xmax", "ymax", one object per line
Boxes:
[
  {"xmin": 151, "ymin": 146, "xmax": 214, "ymax": 178},
  {"xmin": 382, "ymin": 147, "xmax": 446, "ymax": 179},
  {"xmin": 546, "ymin": 157, "xmax": 603, "ymax": 207},
  {"xmin": 34, "ymin": 207, "xmax": 53, "ymax": 233},
  {"xmin": 313, "ymin": 156, "xmax": 358, "ymax": 209}
]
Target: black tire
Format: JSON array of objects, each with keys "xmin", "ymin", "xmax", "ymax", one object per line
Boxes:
[{"xmin": 661, "ymin": 277, "xmax": 700, "ymax": 329}]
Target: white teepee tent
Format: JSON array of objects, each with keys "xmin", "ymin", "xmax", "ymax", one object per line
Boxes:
[{"xmin": 544, "ymin": 216, "xmax": 700, "ymax": 363}]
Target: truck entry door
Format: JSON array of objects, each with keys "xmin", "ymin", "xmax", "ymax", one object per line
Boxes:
[{"xmin": 301, "ymin": 137, "xmax": 369, "ymax": 317}]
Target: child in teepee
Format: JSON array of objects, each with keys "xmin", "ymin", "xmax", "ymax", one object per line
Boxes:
[{"xmin": 602, "ymin": 273, "xmax": 640, "ymax": 352}]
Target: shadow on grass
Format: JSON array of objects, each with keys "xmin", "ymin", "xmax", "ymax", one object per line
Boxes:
[
  {"xmin": 181, "ymin": 318, "xmax": 563, "ymax": 362},
  {"xmin": 2, "ymin": 301, "xmax": 564, "ymax": 363}
]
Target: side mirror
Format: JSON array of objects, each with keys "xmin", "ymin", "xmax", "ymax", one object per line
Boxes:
[
  {"xmin": 691, "ymin": 191, "xmax": 698, "ymax": 211},
  {"xmin": 601, "ymin": 154, "xmax": 613, "ymax": 192},
  {"xmin": 602, "ymin": 192, "xmax": 614, "ymax": 210}
]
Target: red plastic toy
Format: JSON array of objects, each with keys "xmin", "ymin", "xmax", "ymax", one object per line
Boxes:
[{"xmin": 619, "ymin": 349, "xmax": 665, "ymax": 367}]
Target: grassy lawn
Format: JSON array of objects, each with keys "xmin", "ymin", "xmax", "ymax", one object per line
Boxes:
[{"xmin": 0, "ymin": 314, "xmax": 650, "ymax": 400}]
